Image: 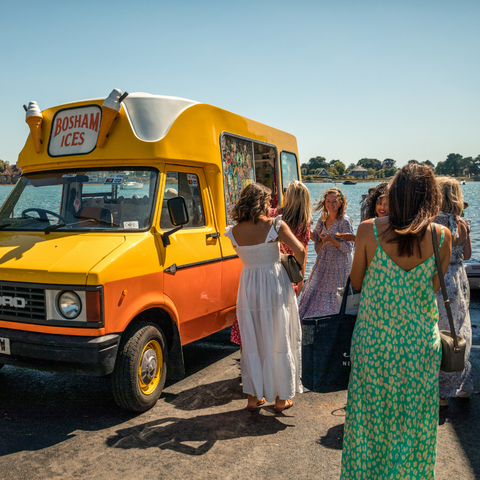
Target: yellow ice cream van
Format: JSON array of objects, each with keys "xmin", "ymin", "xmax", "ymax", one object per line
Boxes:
[{"xmin": 0, "ymin": 89, "xmax": 301, "ymax": 411}]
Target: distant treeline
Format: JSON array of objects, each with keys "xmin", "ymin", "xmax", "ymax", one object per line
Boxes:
[{"xmin": 302, "ymin": 154, "xmax": 480, "ymax": 178}]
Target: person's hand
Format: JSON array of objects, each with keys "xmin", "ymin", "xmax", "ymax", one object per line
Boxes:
[{"xmin": 320, "ymin": 232, "xmax": 332, "ymax": 243}]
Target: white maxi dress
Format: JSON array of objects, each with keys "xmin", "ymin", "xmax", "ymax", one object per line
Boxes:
[{"xmin": 225, "ymin": 216, "xmax": 303, "ymax": 402}]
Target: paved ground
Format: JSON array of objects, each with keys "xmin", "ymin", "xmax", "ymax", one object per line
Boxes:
[{"xmin": 0, "ymin": 292, "xmax": 479, "ymax": 480}]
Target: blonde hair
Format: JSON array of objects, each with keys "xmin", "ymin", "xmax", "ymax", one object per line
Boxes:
[
  {"xmin": 279, "ymin": 181, "xmax": 312, "ymax": 242},
  {"xmin": 437, "ymin": 177, "xmax": 464, "ymax": 216},
  {"xmin": 315, "ymin": 188, "xmax": 348, "ymax": 221}
]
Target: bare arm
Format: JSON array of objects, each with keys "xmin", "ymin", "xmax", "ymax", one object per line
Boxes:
[
  {"xmin": 278, "ymin": 220, "xmax": 306, "ymax": 266},
  {"xmin": 461, "ymin": 222, "xmax": 472, "ymax": 261},
  {"xmin": 349, "ymin": 222, "xmax": 370, "ymax": 290},
  {"xmin": 432, "ymin": 225, "xmax": 452, "ymax": 293}
]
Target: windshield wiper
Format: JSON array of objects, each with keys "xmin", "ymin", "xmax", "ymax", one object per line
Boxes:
[
  {"xmin": 0, "ymin": 223, "xmax": 12, "ymax": 230},
  {"xmin": 44, "ymin": 218, "xmax": 119, "ymax": 234}
]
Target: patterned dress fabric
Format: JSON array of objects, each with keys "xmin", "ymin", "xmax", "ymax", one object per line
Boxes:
[
  {"xmin": 434, "ymin": 213, "xmax": 474, "ymax": 397},
  {"xmin": 341, "ymin": 220, "xmax": 444, "ymax": 479},
  {"xmin": 299, "ymin": 215, "xmax": 354, "ymax": 319},
  {"xmin": 224, "ymin": 216, "xmax": 303, "ymax": 402},
  {"xmin": 230, "ymin": 209, "xmax": 310, "ymax": 346}
]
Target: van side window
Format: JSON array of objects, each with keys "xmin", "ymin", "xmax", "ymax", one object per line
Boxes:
[
  {"xmin": 280, "ymin": 151, "xmax": 299, "ymax": 189},
  {"xmin": 161, "ymin": 172, "xmax": 205, "ymax": 229}
]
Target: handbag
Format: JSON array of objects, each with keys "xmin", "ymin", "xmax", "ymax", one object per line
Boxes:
[
  {"xmin": 301, "ymin": 277, "xmax": 358, "ymax": 393},
  {"xmin": 281, "ymin": 254, "xmax": 303, "ymax": 284},
  {"xmin": 336, "ymin": 283, "xmax": 361, "ymax": 315},
  {"xmin": 272, "ymin": 216, "xmax": 303, "ymax": 284},
  {"xmin": 432, "ymin": 224, "xmax": 467, "ymax": 372}
]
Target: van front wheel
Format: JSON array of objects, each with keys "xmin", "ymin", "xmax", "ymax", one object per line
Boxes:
[{"xmin": 112, "ymin": 322, "xmax": 167, "ymax": 412}]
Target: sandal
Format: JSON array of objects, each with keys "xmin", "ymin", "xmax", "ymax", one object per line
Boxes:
[
  {"xmin": 247, "ymin": 397, "xmax": 266, "ymax": 411},
  {"xmin": 274, "ymin": 399, "xmax": 293, "ymax": 413}
]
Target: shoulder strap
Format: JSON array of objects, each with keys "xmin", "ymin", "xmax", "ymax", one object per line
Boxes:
[
  {"xmin": 432, "ymin": 224, "xmax": 460, "ymax": 351},
  {"xmin": 372, "ymin": 218, "xmax": 380, "ymax": 243}
]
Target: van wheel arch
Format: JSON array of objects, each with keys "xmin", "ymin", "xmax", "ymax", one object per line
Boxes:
[{"xmin": 123, "ymin": 308, "xmax": 185, "ymax": 380}]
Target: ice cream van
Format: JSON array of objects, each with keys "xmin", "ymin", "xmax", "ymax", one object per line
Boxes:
[{"xmin": 0, "ymin": 89, "xmax": 301, "ymax": 411}]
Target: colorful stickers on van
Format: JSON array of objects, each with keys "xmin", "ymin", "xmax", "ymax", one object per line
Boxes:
[{"xmin": 221, "ymin": 135, "xmax": 255, "ymax": 225}]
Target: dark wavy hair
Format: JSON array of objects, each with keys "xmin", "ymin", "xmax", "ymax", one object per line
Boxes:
[
  {"xmin": 364, "ymin": 182, "xmax": 389, "ymax": 220},
  {"xmin": 230, "ymin": 183, "xmax": 271, "ymax": 224},
  {"xmin": 384, "ymin": 163, "xmax": 441, "ymax": 257}
]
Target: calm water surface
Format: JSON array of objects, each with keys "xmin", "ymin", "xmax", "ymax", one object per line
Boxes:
[{"xmin": 1, "ymin": 181, "xmax": 479, "ymax": 277}]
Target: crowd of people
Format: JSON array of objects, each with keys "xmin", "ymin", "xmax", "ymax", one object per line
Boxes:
[{"xmin": 224, "ymin": 164, "xmax": 474, "ymax": 478}]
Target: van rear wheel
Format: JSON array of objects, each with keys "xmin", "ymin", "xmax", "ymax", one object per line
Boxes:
[{"xmin": 112, "ymin": 322, "xmax": 167, "ymax": 412}]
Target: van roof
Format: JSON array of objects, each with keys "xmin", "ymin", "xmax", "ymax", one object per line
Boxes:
[{"xmin": 18, "ymin": 91, "xmax": 298, "ymax": 171}]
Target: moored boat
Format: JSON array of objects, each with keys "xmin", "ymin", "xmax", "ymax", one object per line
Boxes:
[
  {"xmin": 343, "ymin": 180, "xmax": 357, "ymax": 185},
  {"xmin": 121, "ymin": 181, "xmax": 143, "ymax": 190},
  {"xmin": 465, "ymin": 259, "xmax": 480, "ymax": 290}
]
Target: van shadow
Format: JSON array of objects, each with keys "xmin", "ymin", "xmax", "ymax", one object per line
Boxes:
[
  {"xmin": 106, "ymin": 408, "xmax": 291, "ymax": 456},
  {"xmin": 0, "ymin": 366, "xmax": 136, "ymax": 456}
]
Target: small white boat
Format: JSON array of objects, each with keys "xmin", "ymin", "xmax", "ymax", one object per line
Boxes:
[
  {"xmin": 465, "ymin": 259, "xmax": 480, "ymax": 290},
  {"xmin": 460, "ymin": 180, "xmax": 466, "ymax": 185},
  {"xmin": 121, "ymin": 181, "xmax": 143, "ymax": 190}
]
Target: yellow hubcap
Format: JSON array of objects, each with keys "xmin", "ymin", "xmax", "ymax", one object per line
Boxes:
[{"xmin": 138, "ymin": 340, "xmax": 162, "ymax": 395}]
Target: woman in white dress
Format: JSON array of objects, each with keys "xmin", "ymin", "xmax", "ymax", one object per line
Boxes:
[{"xmin": 225, "ymin": 183, "xmax": 306, "ymax": 412}]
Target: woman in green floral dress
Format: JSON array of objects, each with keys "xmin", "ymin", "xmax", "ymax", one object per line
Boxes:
[{"xmin": 341, "ymin": 164, "xmax": 452, "ymax": 479}]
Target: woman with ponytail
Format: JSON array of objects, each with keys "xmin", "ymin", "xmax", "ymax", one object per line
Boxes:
[{"xmin": 341, "ymin": 164, "xmax": 452, "ymax": 479}]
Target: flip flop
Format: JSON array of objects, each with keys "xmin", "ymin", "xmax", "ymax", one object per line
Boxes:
[
  {"xmin": 274, "ymin": 399, "xmax": 293, "ymax": 413},
  {"xmin": 247, "ymin": 397, "xmax": 266, "ymax": 411}
]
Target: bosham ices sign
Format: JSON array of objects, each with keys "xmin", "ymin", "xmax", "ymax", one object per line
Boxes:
[{"xmin": 48, "ymin": 105, "xmax": 102, "ymax": 157}]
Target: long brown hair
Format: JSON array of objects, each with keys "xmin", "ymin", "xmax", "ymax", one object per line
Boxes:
[
  {"xmin": 230, "ymin": 183, "xmax": 271, "ymax": 224},
  {"xmin": 385, "ymin": 163, "xmax": 440, "ymax": 257},
  {"xmin": 278, "ymin": 181, "xmax": 312, "ymax": 242},
  {"xmin": 315, "ymin": 188, "xmax": 348, "ymax": 221}
]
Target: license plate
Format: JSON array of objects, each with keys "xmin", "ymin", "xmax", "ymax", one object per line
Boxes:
[{"xmin": 0, "ymin": 337, "xmax": 11, "ymax": 355}]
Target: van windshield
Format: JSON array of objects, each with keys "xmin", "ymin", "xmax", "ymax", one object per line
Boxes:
[{"xmin": 0, "ymin": 169, "xmax": 158, "ymax": 232}]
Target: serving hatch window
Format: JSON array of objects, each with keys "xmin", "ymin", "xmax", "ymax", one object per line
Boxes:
[
  {"xmin": 221, "ymin": 133, "xmax": 279, "ymax": 225},
  {"xmin": 0, "ymin": 169, "xmax": 158, "ymax": 232},
  {"xmin": 280, "ymin": 151, "xmax": 299, "ymax": 190}
]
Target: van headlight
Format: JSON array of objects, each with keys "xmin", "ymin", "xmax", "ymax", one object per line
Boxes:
[{"xmin": 57, "ymin": 291, "xmax": 82, "ymax": 319}]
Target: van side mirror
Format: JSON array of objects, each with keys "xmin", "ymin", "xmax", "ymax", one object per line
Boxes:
[
  {"xmin": 161, "ymin": 196, "xmax": 189, "ymax": 247},
  {"xmin": 167, "ymin": 197, "xmax": 189, "ymax": 226}
]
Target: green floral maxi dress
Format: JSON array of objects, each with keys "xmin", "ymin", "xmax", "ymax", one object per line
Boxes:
[{"xmin": 341, "ymin": 221, "xmax": 444, "ymax": 479}]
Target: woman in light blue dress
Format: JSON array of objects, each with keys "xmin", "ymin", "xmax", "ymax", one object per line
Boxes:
[{"xmin": 299, "ymin": 188, "xmax": 354, "ymax": 319}]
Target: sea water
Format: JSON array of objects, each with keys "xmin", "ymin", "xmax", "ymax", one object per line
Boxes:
[{"xmin": 1, "ymin": 181, "xmax": 479, "ymax": 277}]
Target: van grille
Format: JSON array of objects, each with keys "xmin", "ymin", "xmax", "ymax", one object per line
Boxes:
[{"xmin": 0, "ymin": 282, "xmax": 46, "ymax": 322}]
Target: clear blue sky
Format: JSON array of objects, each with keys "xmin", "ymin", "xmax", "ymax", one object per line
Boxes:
[{"xmin": 1, "ymin": 0, "xmax": 479, "ymax": 168}]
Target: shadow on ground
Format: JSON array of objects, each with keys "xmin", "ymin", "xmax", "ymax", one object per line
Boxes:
[
  {"xmin": 0, "ymin": 329, "xmax": 239, "ymax": 457},
  {"xmin": 106, "ymin": 406, "xmax": 291, "ymax": 456}
]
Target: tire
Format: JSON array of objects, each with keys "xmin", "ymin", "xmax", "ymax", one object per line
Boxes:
[{"xmin": 112, "ymin": 322, "xmax": 168, "ymax": 412}]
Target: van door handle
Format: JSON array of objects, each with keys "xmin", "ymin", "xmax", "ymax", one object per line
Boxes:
[{"xmin": 206, "ymin": 232, "xmax": 220, "ymax": 239}]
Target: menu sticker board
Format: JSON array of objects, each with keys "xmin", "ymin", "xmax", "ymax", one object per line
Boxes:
[
  {"xmin": 48, "ymin": 105, "xmax": 102, "ymax": 157},
  {"xmin": 221, "ymin": 134, "xmax": 254, "ymax": 225}
]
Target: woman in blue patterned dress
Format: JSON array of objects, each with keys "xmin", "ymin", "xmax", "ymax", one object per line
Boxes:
[
  {"xmin": 298, "ymin": 188, "xmax": 354, "ymax": 319},
  {"xmin": 435, "ymin": 177, "xmax": 473, "ymax": 407}
]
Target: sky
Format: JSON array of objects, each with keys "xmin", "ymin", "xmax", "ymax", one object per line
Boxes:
[{"xmin": 1, "ymin": 0, "xmax": 479, "ymax": 169}]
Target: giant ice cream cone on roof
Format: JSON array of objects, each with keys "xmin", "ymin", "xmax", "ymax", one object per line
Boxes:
[
  {"xmin": 25, "ymin": 101, "xmax": 43, "ymax": 153},
  {"xmin": 96, "ymin": 88, "xmax": 123, "ymax": 148}
]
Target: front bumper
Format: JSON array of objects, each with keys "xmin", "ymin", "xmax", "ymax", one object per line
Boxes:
[{"xmin": 0, "ymin": 327, "xmax": 120, "ymax": 376}]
